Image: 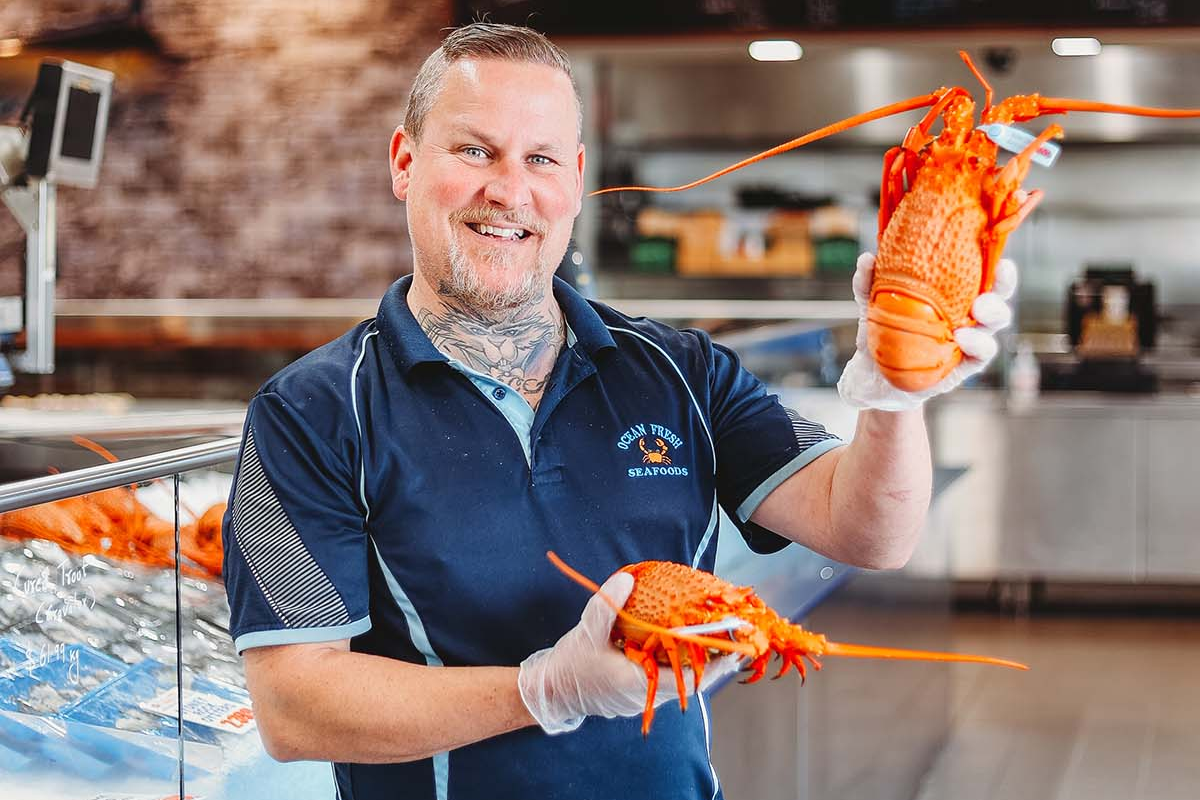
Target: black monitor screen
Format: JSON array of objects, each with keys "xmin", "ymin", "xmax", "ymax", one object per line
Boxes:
[{"xmin": 59, "ymin": 86, "xmax": 100, "ymax": 161}]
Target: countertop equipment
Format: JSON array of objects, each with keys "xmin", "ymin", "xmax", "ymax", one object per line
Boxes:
[
  {"xmin": 1043, "ymin": 265, "xmax": 1158, "ymax": 393},
  {"xmin": 0, "ymin": 58, "xmax": 114, "ymax": 384}
]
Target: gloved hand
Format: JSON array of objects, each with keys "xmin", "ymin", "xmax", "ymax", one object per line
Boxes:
[
  {"xmin": 837, "ymin": 251, "xmax": 1017, "ymax": 412},
  {"xmin": 518, "ymin": 571, "xmax": 743, "ymax": 735}
]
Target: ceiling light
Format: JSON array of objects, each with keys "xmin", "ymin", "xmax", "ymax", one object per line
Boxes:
[
  {"xmin": 1052, "ymin": 37, "xmax": 1102, "ymax": 57},
  {"xmin": 749, "ymin": 40, "xmax": 802, "ymax": 62},
  {"xmin": 0, "ymin": 39, "xmax": 22, "ymax": 58}
]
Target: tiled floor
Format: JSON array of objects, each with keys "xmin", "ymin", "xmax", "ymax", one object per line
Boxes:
[{"xmin": 914, "ymin": 613, "xmax": 1200, "ymax": 800}]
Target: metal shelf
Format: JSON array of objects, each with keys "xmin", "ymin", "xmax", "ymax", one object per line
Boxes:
[
  {"xmin": 55, "ymin": 296, "xmax": 860, "ymax": 324},
  {"xmin": 608, "ymin": 298, "xmax": 857, "ymax": 321}
]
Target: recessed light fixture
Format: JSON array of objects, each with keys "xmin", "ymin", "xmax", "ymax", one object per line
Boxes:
[
  {"xmin": 749, "ymin": 40, "xmax": 803, "ymax": 62},
  {"xmin": 1052, "ymin": 37, "xmax": 1102, "ymax": 57},
  {"xmin": 0, "ymin": 39, "xmax": 22, "ymax": 58}
]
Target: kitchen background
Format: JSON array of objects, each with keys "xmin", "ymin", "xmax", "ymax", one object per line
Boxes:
[{"xmin": 1, "ymin": 2, "xmax": 1199, "ymax": 799}]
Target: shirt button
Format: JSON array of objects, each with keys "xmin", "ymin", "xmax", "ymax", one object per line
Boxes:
[{"xmin": 492, "ymin": 387, "xmax": 507, "ymax": 400}]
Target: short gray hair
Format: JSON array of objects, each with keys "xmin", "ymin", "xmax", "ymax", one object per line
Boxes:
[{"xmin": 404, "ymin": 22, "xmax": 581, "ymax": 143}]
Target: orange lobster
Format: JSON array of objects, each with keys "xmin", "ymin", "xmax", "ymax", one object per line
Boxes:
[
  {"xmin": 592, "ymin": 51, "xmax": 1200, "ymax": 390},
  {"xmin": 547, "ymin": 551, "xmax": 1026, "ymax": 735},
  {"xmin": 0, "ymin": 436, "xmax": 227, "ymax": 577}
]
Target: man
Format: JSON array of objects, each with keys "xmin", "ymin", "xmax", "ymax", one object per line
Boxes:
[{"xmin": 222, "ymin": 22, "xmax": 1014, "ymax": 800}]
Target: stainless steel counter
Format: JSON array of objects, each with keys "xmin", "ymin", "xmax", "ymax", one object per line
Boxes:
[{"xmin": 927, "ymin": 389, "xmax": 1200, "ymax": 583}]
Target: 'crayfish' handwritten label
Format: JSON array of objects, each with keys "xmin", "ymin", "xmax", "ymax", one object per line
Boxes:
[
  {"xmin": 16, "ymin": 559, "xmax": 98, "ymax": 626},
  {"xmin": 977, "ymin": 123, "xmax": 1061, "ymax": 167},
  {"xmin": 11, "ymin": 558, "xmax": 98, "ymax": 681}
]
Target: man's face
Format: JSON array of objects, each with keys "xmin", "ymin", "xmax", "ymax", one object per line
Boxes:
[{"xmin": 392, "ymin": 58, "xmax": 585, "ymax": 313}]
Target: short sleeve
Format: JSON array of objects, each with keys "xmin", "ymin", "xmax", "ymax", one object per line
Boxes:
[
  {"xmin": 704, "ymin": 335, "xmax": 845, "ymax": 554},
  {"xmin": 222, "ymin": 392, "xmax": 372, "ymax": 653}
]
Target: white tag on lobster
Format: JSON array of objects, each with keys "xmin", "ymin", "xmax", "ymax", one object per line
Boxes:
[
  {"xmin": 977, "ymin": 123, "xmax": 1061, "ymax": 167},
  {"xmin": 670, "ymin": 617, "xmax": 751, "ymax": 636}
]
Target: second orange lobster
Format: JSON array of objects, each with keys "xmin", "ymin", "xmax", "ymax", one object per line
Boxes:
[{"xmin": 547, "ymin": 551, "xmax": 1026, "ymax": 736}]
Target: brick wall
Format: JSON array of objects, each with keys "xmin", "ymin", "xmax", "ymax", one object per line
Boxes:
[{"xmin": 1, "ymin": 0, "xmax": 452, "ymax": 299}]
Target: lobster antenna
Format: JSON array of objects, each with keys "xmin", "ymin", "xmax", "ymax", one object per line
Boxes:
[
  {"xmin": 958, "ymin": 50, "xmax": 993, "ymax": 117},
  {"xmin": 1035, "ymin": 98, "xmax": 1200, "ymax": 119},
  {"xmin": 70, "ymin": 434, "xmax": 201, "ymax": 519},
  {"xmin": 546, "ymin": 551, "xmax": 757, "ymax": 656},
  {"xmin": 71, "ymin": 434, "xmax": 120, "ymax": 464},
  {"xmin": 823, "ymin": 640, "xmax": 1029, "ymax": 670},
  {"xmin": 589, "ymin": 92, "xmax": 942, "ymax": 196}
]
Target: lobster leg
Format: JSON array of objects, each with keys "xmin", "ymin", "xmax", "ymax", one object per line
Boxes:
[
  {"xmin": 901, "ymin": 86, "xmax": 971, "ymax": 152},
  {"xmin": 625, "ymin": 638, "xmax": 661, "ymax": 737},
  {"xmin": 661, "ymin": 634, "xmax": 689, "ymax": 713},
  {"xmin": 976, "ymin": 189, "xmax": 1042, "ymax": 304},
  {"xmin": 741, "ymin": 652, "xmax": 771, "ymax": 685},
  {"xmin": 774, "ymin": 653, "xmax": 795, "ymax": 680},
  {"xmin": 686, "ymin": 642, "xmax": 708, "ymax": 694},
  {"xmin": 988, "ymin": 123, "xmax": 1064, "ymax": 218},
  {"xmin": 977, "ymin": 123, "xmax": 1061, "ymax": 292},
  {"xmin": 878, "ymin": 146, "xmax": 919, "ymax": 235},
  {"xmin": 991, "ymin": 189, "xmax": 1044, "ymax": 235}
]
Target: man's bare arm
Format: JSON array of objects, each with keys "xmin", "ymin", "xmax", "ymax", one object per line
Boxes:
[
  {"xmin": 244, "ymin": 640, "xmax": 536, "ymax": 763},
  {"xmin": 749, "ymin": 408, "xmax": 932, "ymax": 569}
]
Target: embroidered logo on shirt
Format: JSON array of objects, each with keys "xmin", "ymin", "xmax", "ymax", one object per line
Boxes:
[
  {"xmin": 639, "ymin": 436, "xmax": 671, "ymax": 464},
  {"xmin": 617, "ymin": 423, "xmax": 689, "ymax": 477}
]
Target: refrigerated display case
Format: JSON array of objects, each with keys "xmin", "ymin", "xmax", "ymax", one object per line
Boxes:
[{"xmin": 0, "ymin": 436, "xmax": 332, "ymax": 800}]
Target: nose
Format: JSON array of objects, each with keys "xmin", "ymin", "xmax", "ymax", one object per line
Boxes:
[{"xmin": 482, "ymin": 156, "xmax": 532, "ymax": 210}]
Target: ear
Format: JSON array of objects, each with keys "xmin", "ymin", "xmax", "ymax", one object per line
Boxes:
[
  {"xmin": 573, "ymin": 142, "xmax": 586, "ymax": 216},
  {"xmin": 390, "ymin": 125, "xmax": 414, "ymax": 200}
]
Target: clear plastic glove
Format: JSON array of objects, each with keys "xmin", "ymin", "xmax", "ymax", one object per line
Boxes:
[
  {"xmin": 837, "ymin": 251, "xmax": 1017, "ymax": 411},
  {"xmin": 517, "ymin": 571, "xmax": 743, "ymax": 735}
]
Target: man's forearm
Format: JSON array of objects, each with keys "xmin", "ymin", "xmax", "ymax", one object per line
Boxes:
[
  {"xmin": 829, "ymin": 407, "xmax": 932, "ymax": 569},
  {"xmin": 246, "ymin": 645, "xmax": 536, "ymax": 763}
]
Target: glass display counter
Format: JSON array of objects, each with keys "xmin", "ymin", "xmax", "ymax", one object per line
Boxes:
[{"xmin": 0, "ymin": 436, "xmax": 332, "ymax": 800}]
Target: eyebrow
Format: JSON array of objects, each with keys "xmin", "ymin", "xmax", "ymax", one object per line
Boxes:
[{"xmin": 451, "ymin": 125, "xmax": 567, "ymax": 157}]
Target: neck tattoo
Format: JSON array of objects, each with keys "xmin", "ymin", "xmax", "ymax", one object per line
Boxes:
[{"xmin": 416, "ymin": 299, "xmax": 565, "ymax": 401}]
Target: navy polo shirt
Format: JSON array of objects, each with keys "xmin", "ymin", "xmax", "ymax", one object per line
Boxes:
[{"xmin": 223, "ymin": 276, "xmax": 843, "ymax": 800}]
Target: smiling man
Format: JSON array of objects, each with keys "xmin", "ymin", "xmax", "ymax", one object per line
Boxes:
[
  {"xmin": 221, "ymin": 21, "xmax": 1012, "ymax": 800},
  {"xmin": 396, "ymin": 54, "xmax": 582, "ymax": 406}
]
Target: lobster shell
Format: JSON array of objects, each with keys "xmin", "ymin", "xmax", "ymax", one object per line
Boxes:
[{"xmin": 548, "ymin": 552, "xmax": 1027, "ymax": 736}]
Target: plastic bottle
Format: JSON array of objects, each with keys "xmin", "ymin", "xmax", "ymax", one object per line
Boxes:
[{"xmin": 1008, "ymin": 342, "xmax": 1040, "ymax": 411}]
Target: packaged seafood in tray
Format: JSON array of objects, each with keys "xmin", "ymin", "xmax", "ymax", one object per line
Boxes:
[
  {"xmin": 0, "ymin": 639, "xmax": 125, "ymax": 715},
  {"xmin": 0, "ymin": 639, "xmax": 175, "ymax": 779},
  {"xmin": 0, "ymin": 637, "xmax": 229, "ymax": 780},
  {"xmin": 60, "ymin": 657, "xmax": 255, "ymax": 747}
]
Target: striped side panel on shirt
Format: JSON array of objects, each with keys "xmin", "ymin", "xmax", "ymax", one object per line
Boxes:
[
  {"xmin": 784, "ymin": 406, "xmax": 837, "ymax": 450},
  {"xmin": 232, "ymin": 424, "xmax": 351, "ymax": 628}
]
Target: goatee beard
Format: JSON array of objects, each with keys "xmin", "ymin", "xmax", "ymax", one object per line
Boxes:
[{"xmin": 437, "ymin": 237, "xmax": 551, "ymax": 315}]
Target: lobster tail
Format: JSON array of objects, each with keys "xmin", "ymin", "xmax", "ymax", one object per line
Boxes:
[{"xmin": 866, "ymin": 289, "xmax": 961, "ymax": 391}]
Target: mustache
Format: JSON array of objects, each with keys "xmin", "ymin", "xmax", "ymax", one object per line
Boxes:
[{"xmin": 449, "ymin": 208, "xmax": 547, "ymax": 237}]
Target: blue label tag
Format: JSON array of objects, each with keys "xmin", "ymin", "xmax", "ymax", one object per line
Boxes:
[{"xmin": 978, "ymin": 123, "xmax": 1061, "ymax": 167}]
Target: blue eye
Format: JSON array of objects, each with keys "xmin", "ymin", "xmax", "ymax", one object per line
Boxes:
[
  {"xmin": 530, "ymin": 155, "xmax": 554, "ymax": 165},
  {"xmin": 463, "ymin": 146, "xmax": 488, "ymax": 159}
]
